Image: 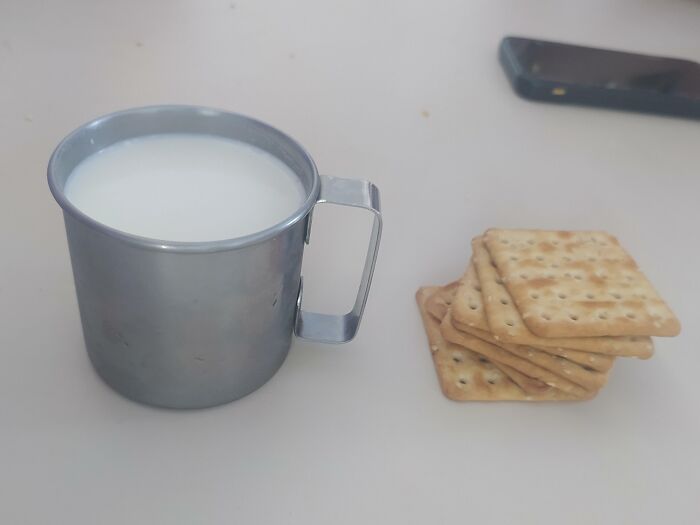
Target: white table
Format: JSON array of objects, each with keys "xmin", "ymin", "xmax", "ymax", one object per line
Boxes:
[{"xmin": 2, "ymin": 1, "xmax": 699, "ymax": 523}]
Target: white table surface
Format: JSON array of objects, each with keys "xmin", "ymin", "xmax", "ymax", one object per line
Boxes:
[{"xmin": 2, "ymin": 1, "xmax": 699, "ymax": 523}]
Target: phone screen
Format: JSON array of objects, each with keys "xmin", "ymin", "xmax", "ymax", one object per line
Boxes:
[{"xmin": 507, "ymin": 37, "xmax": 700, "ymax": 100}]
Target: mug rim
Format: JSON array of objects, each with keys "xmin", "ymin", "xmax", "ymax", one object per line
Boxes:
[{"xmin": 47, "ymin": 105, "xmax": 321, "ymax": 253}]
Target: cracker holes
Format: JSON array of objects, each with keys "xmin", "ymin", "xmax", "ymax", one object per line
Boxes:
[
  {"xmin": 586, "ymin": 293, "xmax": 595, "ymax": 299},
  {"xmin": 478, "ymin": 356, "xmax": 489, "ymax": 363},
  {"xmin": 588, "ymin": 257, "xmax": 597, "ymax": 262},
  {"xmin": 564, "ymin": 272, "xmax": 572, "ymax": 278},
  {"xmin": 536, "ymin": 256, "xmax": 544, "ymax": 262},
  {"xmin": 569, "ymin": 314, "xmax": 579, "ymax": 321},
  {"xmin": 473, "ymin": 285, "xmax": 482, "ymax": 292},
  {"xmin": 557, "ymin": 293, "xmax": 567, "ymax": 299},
  {"xmin": 487, "ymin": 378, "xmax": 497, "ymax": 385},
  {"xmin": 501, "ymin": 239, "xmax": 509, "ymax": 244},
  {"xmin": 598, "ymin": 312, "xmax": 608, "ymax": 320},
  {"xmin": 625, "ymin": 312, "xmax": 636, "ymax": 319},
  {"xmin": 574, "ymin": 274, "xmax": 583, "ymax": 280},
  {"xmin": 546, "ymin": 273, "xmax": 555, "ymax": 279},
  {"xmin": 500, "ymin": 298, "xmax": 509, "ymax": 305},
  {"xmin": 510, "ymin": 256, "xmax": 519, "ymax": 261},
  {"xmin": 505, "ymin": 320, "xmax": 515, "ymax": 327},
  {"xmin": 541, "ymin": 313, "xmax": 551, "ymax": 321},
  {"xmin": 520, "ymin": 273, "xmax": 529, "ymax": 280},
  {"xmin": 469, "ymin": 303, "xmax": 478, "ymax": 311},
  {"xmin": 552, "ymin": 240, "xmax": 560, "ymax": 245},
  {"xmin": 611, "ymin": 293, "xmax": 622, "ymax": 300},
  {"xmin": 563, "ymin": 256, "xmax": 572, "ymax": 262},
  {"xmin": 530, "ymin": 293, "xmax": 540, "ymax": 299},
  {"xmin": 458, "ymin": 378, "xmax": 468, "ymax": 385},
  {"xmin": 527, "ymin": 239, "xmax": 535, "ymax": 245},
  {"xmin": 452, "ymin": 354, "xmax": 463, "ymax": 363},
  {"xmin": 551, "ymin": 263, "xmax": 560, "ymax": 269}
]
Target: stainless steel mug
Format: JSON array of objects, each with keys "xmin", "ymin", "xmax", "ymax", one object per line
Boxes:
[{"xmin": 48, "ymin": 106, "xmax": 382, "ymax": 409}]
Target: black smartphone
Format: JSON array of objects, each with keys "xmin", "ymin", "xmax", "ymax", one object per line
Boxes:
[{"xmin": 499, "ymin": 36, "xmax": 700, "ymax": 119}]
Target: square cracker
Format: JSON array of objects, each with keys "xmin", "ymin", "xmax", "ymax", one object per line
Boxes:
[
  {"xmin": 450, "ymin": 265, "xmax": 615, "ymax": 371},
  {"xmin": 441, "ymin": 311, "xmax": 594, "ymax": 399},
  {"xmin": 426, "ymin": 285, "xmax": 578, "ymax": 396},
  {"xmin": 448, "ymin": 314, "xmax": 610, "ymax": 391},
  {"xmin": 417, "ymin": 287, "xmax": 525, "ymax": 401},
  {"xmin": 417, "ymin": 287, "xmax": 578, "ymax": 401},
  {"xmin": 483, "ymin": 229, "xmax": 681, "ymax": 338},
  {"xmin": 471, "ymin": 236, "xmax": 655, "ymax": 357},
  {"xmin": 452, "ymin": 317, "xmax": 614, "ymax": 373}
]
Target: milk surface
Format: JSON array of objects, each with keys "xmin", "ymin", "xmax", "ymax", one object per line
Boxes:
[{"xmin": 65, "ymin": 134, "xmax": 307, "ymax": 242}]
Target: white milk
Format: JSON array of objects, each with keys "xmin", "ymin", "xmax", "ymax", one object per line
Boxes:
[{"xmin": 65, "ymin": 134, "xmax": 307, "ymax": 242}]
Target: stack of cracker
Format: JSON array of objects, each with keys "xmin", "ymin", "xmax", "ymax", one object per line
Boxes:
[{"xmin": 417, "ymin": 229, "xmax": 681, "ymax": 401}]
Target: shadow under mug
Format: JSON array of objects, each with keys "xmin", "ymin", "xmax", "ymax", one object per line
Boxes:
[{"xmin": 48, "ymin": 106, "xmax": 382, "ymax": 409}]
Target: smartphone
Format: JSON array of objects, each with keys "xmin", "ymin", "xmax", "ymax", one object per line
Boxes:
[{"xmin": 499, "ymin": 36, "xmax": 700, "ymax": 119}]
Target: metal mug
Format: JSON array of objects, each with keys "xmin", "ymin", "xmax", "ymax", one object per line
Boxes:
[{"xmin": 48, "ymin": 105, "xmax": 382, "ymax": 409}]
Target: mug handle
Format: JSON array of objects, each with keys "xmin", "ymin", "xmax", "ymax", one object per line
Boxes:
[{"xmin": 294, "ymin": 175, "xmax": 382, "ymax": 343}]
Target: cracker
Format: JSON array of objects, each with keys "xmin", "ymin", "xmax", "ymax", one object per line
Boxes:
[
  {"xmin": 495, "ymin": 362, "xmax": 576, "ymax": 399},
  {"xmin": 450, "ymin": 269, "xmax": 616, "ymax": 371},
  {"xmin": 418, "ymin": 287, "xmax": 583, "ymax": 401},
  {"xmin": 472, "ymin": 236, "xmax": 655, "ymax": 358},
  {"xmin": 441, "ymin": 311, "xmax": 593, "ymax": 399},
  {"xmin": 483, "ymin": 229, "xmax": 681, "ymax": 338},
  {"xmin": 428, "ymin": 283, "xmax": 608, "ymax": 390},
  {"xmin": 528, "ymin": 344, "xmax": 614, "ymax": 373},
  {"xmin": 451, "ymin": 262, "xmax": 490, "ymax": 331},
  {"xmin": 425, "ymin": 281, "xmax": 459, "ymax": 321},
  {"xmin": 422, "ymin": 284, "xmax": 557, "ymax": 396},
  {"xmin": 447, "ymin": 311, "xmax": 609, "ymax": 391},
  {"xmin": 452, "ymin": 316, "xmax": 614, "ymax": 372},
  {"xmin": 416, "ymin": 287, "xmax": 527, "ymax": 401}
]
